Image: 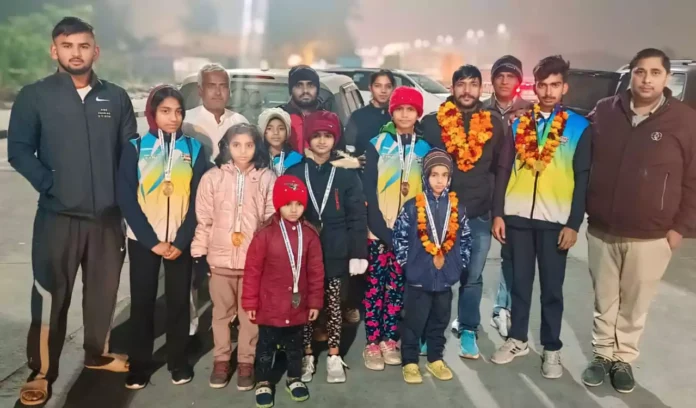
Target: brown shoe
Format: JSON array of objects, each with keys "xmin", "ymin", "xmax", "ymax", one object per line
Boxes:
[
  {"xmin": 344, "ymin": 308, "xmax": 361, "ymax": 324},
  {"xmin": 237, "ymin": 363, "xmax": 255, "ymax": 391},
  {"xmin": 313, "ymin": 326, "xmax": 329, "ymax": 342},
  {"xmin": 209, "ymin": 361, "xmax": 230, "ymax": 389}
]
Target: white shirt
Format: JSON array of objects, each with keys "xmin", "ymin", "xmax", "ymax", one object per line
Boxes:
[
  {"xmin": 76, "ymin": 85, "xmax": 92, "ymax": 102},
  {"xmin": 183, "ymin": 105, "xmax": 248, "ymax": 160}
]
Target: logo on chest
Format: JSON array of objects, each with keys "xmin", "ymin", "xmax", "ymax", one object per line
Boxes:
[
  {"xmin": 97, "ymin": 107, "xmax": 112, "ymax": 119},
  {"xmin": 651, "ymin": 132, "xmax": 663, "ymax": 142}
]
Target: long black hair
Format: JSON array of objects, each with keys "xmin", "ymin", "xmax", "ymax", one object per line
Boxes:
[
  {"xmin": 215, "ymin": 123, "xmax": 269, "ymax": 169},
  {"xmin": 146, "ymin": 85, "xmax": 186, "ymax": 133}
]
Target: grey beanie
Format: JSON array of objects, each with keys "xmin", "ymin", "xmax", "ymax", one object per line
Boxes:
[{"xmin": 258, "ymin": 108, "xmax": 292, "ymax": 134}]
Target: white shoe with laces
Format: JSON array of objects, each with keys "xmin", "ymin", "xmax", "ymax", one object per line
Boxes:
[
  {"xmin": 491, "ymin": 309, "xmax": 511, "ymax": 338},
  {"xmin": 491, "ymin": 338, "xmax": 529, "ymax": 365},
  {"xmin": 326, "ymin": 355, "xmax": 348, "ymax": 383},
  {"xmin": 301, "ymin": 355, "xmax": 315, "ymax": 383}
]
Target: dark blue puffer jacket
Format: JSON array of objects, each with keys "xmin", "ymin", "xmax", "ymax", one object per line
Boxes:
[{"xmin": 392, "ymin": 178, "xmax": 472, "ymax": 292}]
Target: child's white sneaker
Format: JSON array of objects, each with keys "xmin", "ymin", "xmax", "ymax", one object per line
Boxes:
[
  {"xmin": 301, "ymin": 355, "xmax": 315, "ymax": 383},
  {"xmin": 326, "ymin": 355, "xmax": 347, "ymax": 383}
]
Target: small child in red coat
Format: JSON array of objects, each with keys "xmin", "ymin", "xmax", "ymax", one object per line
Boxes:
[{"xmin": 242, "ymin": 174, "xmax": 325, "ymax": 407}]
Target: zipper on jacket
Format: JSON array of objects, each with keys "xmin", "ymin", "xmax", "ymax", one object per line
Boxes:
[
  {"xmin": 165, "ymin": 197, "xmax": 171, "ymax": 240},
  {"xmin": 82, "ymin": 98, "xmax": 97, "ymax": 214},
  {"xmin": 660, "ymin": 173, "xmax": 669, "ymax": 211},
  {"xmin": 529, "ymin": 174, "xmax": 540, "ymax": 219}
]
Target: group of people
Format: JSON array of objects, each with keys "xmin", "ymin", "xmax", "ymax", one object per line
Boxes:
[{"xmin": 7, "ymin": 16, "xmax": 696, "ymax": 408}]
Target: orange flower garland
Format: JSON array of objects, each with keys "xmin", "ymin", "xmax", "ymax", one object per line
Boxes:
[
  {"xmin": 416, "ymin": 192, "xmax": 459, "ymax": 257},
  {"xmin": 436, "ymin": 101, "xmax": 494, "ymax": 172},
  {"xmin": 514, "ymin": 104, "xmax": 569, "ymax": 173}
]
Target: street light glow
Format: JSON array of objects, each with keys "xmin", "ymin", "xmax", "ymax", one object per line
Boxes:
[
  {"xmin": 466, "ymin": 29, "xmax": 475, "ymax": 40},
  {"xmin": 445, "ymin": 35, "xmax": 453, "ymax": 45},
  {"xmin": 497, "ymin": 23, "xmax": 507, "ymax": 35},
  {"xmin": 476, "ymin": 29, "xmax": 485, "ymax": 39},
  {"xmin": 287, "ymin": 54, "xmax": 302, "ymax": 66}
]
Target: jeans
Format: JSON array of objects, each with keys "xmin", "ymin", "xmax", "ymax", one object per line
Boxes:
[
  {"xmin": 457, "ymin": 214, "xmax": 493, "ymax": 333},
  {"xmin": 493, "ymin": 242, "xmax": 513, "ymax": 316}
]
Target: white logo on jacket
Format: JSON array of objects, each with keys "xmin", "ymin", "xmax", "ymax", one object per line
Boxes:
[{"xmin": 651, "ymin": 132, "xmax": 663, "ymax": 141}]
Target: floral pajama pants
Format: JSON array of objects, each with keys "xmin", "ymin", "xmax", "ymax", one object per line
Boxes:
[{"xmin": 363, "ymin": 239, "xmax": 405, "ymax": 344}]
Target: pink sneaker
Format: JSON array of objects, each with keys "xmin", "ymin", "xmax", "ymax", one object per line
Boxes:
[
  {"xmin": 363, "ymin": 344, "xmax": 385, "ymax": 371},
  {"xmin": 379, "ymin": 340, "xmax": 402, "ymax": 366}
]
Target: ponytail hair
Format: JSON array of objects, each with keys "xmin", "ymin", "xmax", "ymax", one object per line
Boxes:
[{"xmin": 214, "ymin": 123, "xmax": 270, "ymax": 169}]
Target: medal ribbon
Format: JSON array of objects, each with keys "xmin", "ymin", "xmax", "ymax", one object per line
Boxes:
[
  {"xmin": 279, "ymin": 219, "xmax": 303, "ymax": 293},
  {"xmin": 157, "ymin": 129, "xmax": 176, "ymax": 182},
  {"xmin": 423, "ymin": 195, "xmax": 452, "ymax": 249},
  {"xmin": 234, "ymin": 167, "xmax": 245, "ymax": 233},
  {"xmin": 272, "ymin": 151, "xmax": 286, "ymax": 176},
  {"xmin": 304, "ymin": 163, "xmax": 336, "ymax": 222},
  {"xmin": 396, "ymin": 133, "xmax": 417, "ymax": 183}
]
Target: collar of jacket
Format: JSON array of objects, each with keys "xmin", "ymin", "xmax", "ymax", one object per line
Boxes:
[
  {"xmin": 368, "ymin": 101, "xmax": 390, "ymax": 114},
  {"xmin": 379, "ymin": 121, "xmax": 424, "ymax": 140},
  {"xmin": 147, "ymin": 128, "xmax": 184, "ymax": 140},
  {"xmin": 271, "ymin": 212, "xmax": 302, "ymax": 227},
  {"xmin": 304, "ymin": 157, "xmax": 333, "ymax": 173},
  {"xmin": 221, "ymin": 163, "xmax": 257, "ymax": 175},
  {"xmin": 421, "ymin": 171, "xmax": 451, "ymax": 203},
  {"xmin": 283, "ymin": 100, "xmax": 323, "ymax": 115},
  {"xmin": 619, "ymin": 88, "xmax": 673, "ymax": 117},
  {"xmin": 54, "ymin": 70, "xmax": 103, "ymax": 89}
]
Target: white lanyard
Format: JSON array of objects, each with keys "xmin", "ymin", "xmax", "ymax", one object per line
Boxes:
[
  {"xmin": 279, "ymin": 219, "xmax": 303, "ymax": 293},
  {"xmin": 423, "ymin": 195, "xmax": 452, "ymax": 248},
  {"xmin": 234, "ymin": 167, "xmax": 245, "ymax": 233},
  {"xmin": 304, "ymin": 163, "xmax": 336, "ymax": 222},
  {"xmin": 396, "ymin": 134, "xmax": 416, "ymax": 182},
  {"xmin": 273, "ymin": 151, "xmax": 285, "ymax": 176},
  {"xmin": 157, "ymin": 129, "xmax": 176, "ymax": 181}
]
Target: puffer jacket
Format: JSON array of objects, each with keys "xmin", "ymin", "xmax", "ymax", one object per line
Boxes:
[
  {"xmin": 242, "ymin": 214, "xmax": 325, "ymax": 327},
  {"xmin": 191, "ymin": 164, "xmax": 276, "ymax": 275},
  {"xmin": 392, "ymin": 178, "xmax": 472, "ymax": 292}
]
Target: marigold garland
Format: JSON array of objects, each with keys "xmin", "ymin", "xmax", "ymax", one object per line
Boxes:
[
  {"xmin": 514, "ymin": 104, "xmax": 569, "ymax": 172},
  {"xmin": 416, "ymin": 192, "xmax": 459, "ymax": 257},
  {"xmin": 436, "ymin": 101, "xmax": 494, "ymax": 172}
]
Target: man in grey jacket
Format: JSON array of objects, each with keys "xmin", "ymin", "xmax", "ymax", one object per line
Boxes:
[{"xmin": 8, "ymin": 17, "xmax": 135, "ymax": 405}]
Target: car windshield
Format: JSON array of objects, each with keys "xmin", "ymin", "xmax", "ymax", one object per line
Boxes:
[
  {"xmin": 407, "ymin": 73, "xmax": 449, "ymax": 94},
  {"xmin": 617, "ymin": 72, "xmax": 686, "ymax": 100}
]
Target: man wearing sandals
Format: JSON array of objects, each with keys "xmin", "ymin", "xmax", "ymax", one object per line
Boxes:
[{"xmin": 7, "ymin": 17, "xmax": 135, "ymax": 405}]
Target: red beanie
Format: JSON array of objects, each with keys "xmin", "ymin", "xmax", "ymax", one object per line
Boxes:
[
  {"xmin": 273, "ymin": 175, "xmax": 308, "ymax": 212},
  {"xmin": 304, "ymin": 111, "xmax": 342, "ymax": 145},
  {"xmin": 389, "ymin": 86, "xmax": 424, "ymax": 117}
]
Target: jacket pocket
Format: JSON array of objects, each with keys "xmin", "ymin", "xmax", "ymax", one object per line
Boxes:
[
  {"xmin": 636, "ymin": 166, "xmax": 677, "ymax": 229},
  {"xmin": 660, "ymin": 173, "xmax": 669, "ymax": 211}
]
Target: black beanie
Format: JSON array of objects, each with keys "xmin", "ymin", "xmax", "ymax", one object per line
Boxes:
[
  {"xmin": 288, "ymin": 65, "xmax": 320, "ymax": 93},
  {"xmin": 491, "ymin": 55, "xmax": 523, "ymax": 83}
]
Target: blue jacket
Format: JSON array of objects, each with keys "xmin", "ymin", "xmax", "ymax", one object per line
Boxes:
[{"xmin": 392, "ymin": 179, "xmax": 472, "ymax": 292}]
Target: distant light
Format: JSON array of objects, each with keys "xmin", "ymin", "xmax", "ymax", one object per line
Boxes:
[
  {"xmin": 497, "ymin": 23, "xmax": 507, "ymax": 35},
  {"xmin": 422, "ymin": 40, "xmax": 431, "ymax": 48},
  {"xmin": 445, "ymin": 35, "xmax": 453, "ymax": 45},
  {"xmin": 466, "ymin": 29, "xmax": 475, "ymax": 40},
  {"xmin": 476, "ymin": 29, "xmax": 485, "ymax": 39},
  {"xmin": 287, "ymin": 54, "xmax": 302, "ymax": 67},
  {"xmin": 436, "ymin": 35, "xmax": 444, "ymax": 43},
  {"xmin": 414, "ymin": 39, "xmax": 423, "ymax": 49}
]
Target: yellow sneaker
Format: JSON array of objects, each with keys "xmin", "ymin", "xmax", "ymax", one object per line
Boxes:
[
  {"xmin": 426, "ymin": 360, "xmax": 453, "ymax": 381},
  {"xmin": 402, "ymin": 363, "xmax": 423, "ymax": 384}
]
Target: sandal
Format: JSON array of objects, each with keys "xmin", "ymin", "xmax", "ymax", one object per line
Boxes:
[
  {"xmin": 84, "ymin": 353, "xmax": 130, "ymax": 373},
  {"xmin": 20, "ymin": 378, "xmax": 49, "ymax": 406}
]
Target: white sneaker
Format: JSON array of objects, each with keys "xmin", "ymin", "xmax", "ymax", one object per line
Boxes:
[
  {"xmin": 491, "ymin": 309, "xmax": 510, "ymax": 338},
  {"xmin": 189, "ymin": 317, "xmax": 199, "ymax": 336},
  {"xmin": 491, "ymin": 338, "xmax": 529, "ymax": 365},
  {"xmin": 301, "ymin": 355, "xmax": 315, "ymax": 383},
  {"xmin": 326, "ymin": 355, "xmax": 348, "ymax": 383},
  {"xmin": 450, "ymin": 319, "xmax": 460, "ymax": 333},
  {"xmin": 541, "ymin": 350, "xmax": 563, "ymax": 379}
]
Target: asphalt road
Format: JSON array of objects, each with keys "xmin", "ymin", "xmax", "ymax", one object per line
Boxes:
[{"xmin": 1, "ymin": 138, "xmax": 695, "ymax": 408}]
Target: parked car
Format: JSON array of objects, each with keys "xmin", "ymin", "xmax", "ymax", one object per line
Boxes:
[
  {"xmin": 321, "ymin": 68, "xmax": 450, "ymax": 115},
  {"xmin": 179, "ymin": 68, "xmax": 364, "ymax": 126},
  {"xmin": 563, "ymin": 59, "xmax": 696, "ymax": 115}
]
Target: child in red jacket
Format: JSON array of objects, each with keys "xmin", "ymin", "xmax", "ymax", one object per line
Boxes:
[{"xmin": 242, "ymin": 175, "xmax": 325, "ymax": 408}]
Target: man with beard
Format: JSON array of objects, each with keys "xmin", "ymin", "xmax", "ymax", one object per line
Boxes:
[
  {"xmin": 8, "ymin": 17, "xmax": 135, "ymax": 405},
  {"xmin": 280, "ymin": 65, "xmax": 332, "ymax": 153},
  {"xmin": 422, "ymin": 65, "xmax": 506, "ymax": 360},
  {"xmin": 344, "ymin": 69, "xmax": 396, "ymax": 156}
]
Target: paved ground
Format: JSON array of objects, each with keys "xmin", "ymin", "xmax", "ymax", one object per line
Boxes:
[{"xmin": 1, "ymin": 138, "xmax": 695, "ymax": 408}]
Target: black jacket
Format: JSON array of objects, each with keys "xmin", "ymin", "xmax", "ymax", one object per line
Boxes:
[
  {"xmin": 7, "ymin": 72, "xmax": 136, "ymax": 218},
  {"xmin": 344, "ymin": 103, "xmax": 391, "ymax": 156},
  {"xmin": 285, "ymin": 158, "xmax": 368, "ymax": 278},
  {"xmin": 422, "ymin": 99, "xmax": 507, "ymax": 219}
]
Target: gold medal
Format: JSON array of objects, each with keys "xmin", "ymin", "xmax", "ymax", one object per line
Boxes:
[
  {"xmin": 401, "ymin": 181, "xmax": 410, "ymax": 196},
  {"xmin": 533, "ymin": 160, "xmax": 546, "ymax": 175},
  {"xmin": 434, "ymin": 253, "xmax": 445, "ymax": 270},
  {"xmin": 162, "ymin": 181, "xmax": 174, "ymax": 197},
  {"xmin": 232, "ymin": 232, "xmax": 244, "ymax": 247}
]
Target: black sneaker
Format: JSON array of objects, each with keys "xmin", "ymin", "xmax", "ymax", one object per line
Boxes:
[
  {"xmin": 285, "ymin": 379, "xmax": 309, "ymax": 402},
  {"xmin": 610, "ymin": 362, "xmax": 635, "ymax": 393},
  {"xmin": 582, "ymin": 356, "xmax": 613, "ymax": 387},
  {"xmin": 255, "ymin": 382, "xmax": 274, "ymax": 408},
  {"xmin": 125, "ymin": 372, "xmax": 150, "ymax": 390},
  {"xmin": 171, "ymin": 365, "xmax": 194, "ymax": 385}
]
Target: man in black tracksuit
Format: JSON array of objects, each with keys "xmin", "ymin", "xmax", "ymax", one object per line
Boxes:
[{"xmin": 7, "ymin": 18, "xmax": 136, "ymax": 402}]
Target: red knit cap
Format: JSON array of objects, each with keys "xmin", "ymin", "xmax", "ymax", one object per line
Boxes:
[
  {"xmin": 273, "ymin": 175, "xmax": 308, "ymax": 212},
  {"xmin": 389, "ymin": 86, "xmax": 424, "ymax": 117},
  {"xmin": 304, "ymin": 111, "xmax": 342, "ymax": 145}
]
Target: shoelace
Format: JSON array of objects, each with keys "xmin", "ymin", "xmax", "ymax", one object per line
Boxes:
[
  {"xmin": 382, "ymin": 341, "xmax": 397, "ymax": 352},
  {"xmin": 328, "ymin": 356, "xmax": 348, "ymax": 369},
  {"xmin": 545, "ymin": 352, "xmax": 562, "ymax": 364},
  {"xmin": 303, "ymin": 357, "xmax": 315, "ymax": 370},
  {"xmin": 366, "ymin": 345, "xmax": 381, "ymax": 355},
  {"xmin": 612, "ymin": 362, "xmax": 631, "ymax": 374}
]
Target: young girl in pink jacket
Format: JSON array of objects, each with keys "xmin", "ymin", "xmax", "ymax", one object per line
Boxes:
[{"xmin": 191, "ymin": 123, "xmax": 276, "ymax": 391}]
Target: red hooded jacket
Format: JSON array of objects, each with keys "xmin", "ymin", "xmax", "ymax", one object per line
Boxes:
[{"xmin": 242, "ymin": 214, "xmax": 325, "ymax": 327}]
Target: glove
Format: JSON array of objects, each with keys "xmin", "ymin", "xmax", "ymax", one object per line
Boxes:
[
  {"xmin": 349, "ymin": 258, "xmax": 369, "ymax": 276},
  {"xmin": 193, "ymin": 256, "xmax": 210, "ymax": 280}
]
